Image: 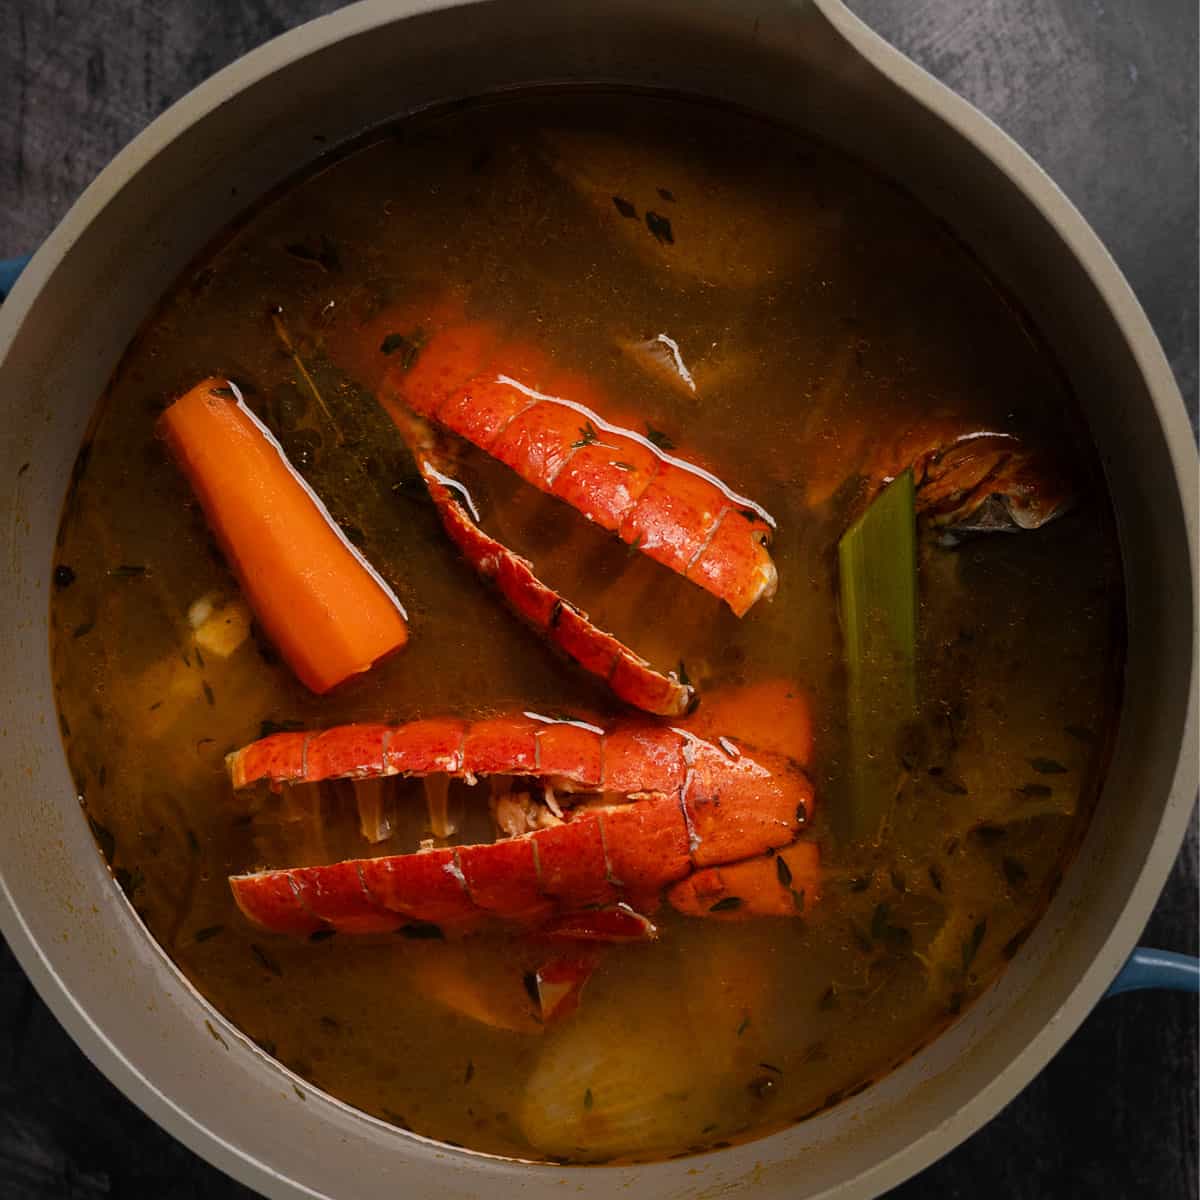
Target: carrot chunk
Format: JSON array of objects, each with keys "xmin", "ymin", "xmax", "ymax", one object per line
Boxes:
[{"xmin": 159, "ymin": 379, "xmax": 408, "ymax": 693}]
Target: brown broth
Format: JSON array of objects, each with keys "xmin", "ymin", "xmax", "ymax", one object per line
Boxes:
[{"xmin": 49, "ymin": 91, "xmax": 1123, "ymax": 1163}]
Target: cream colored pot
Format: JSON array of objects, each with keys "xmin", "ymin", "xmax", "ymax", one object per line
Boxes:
[{"xmin": 0, "ymin": 2, "xmax": 1195, "ymax": 1196}]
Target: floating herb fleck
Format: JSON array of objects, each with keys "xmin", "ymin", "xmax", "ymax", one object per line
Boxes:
[
  {"xmin": 657, "ymin": 187, "xmax": 676, "ymax": 202},
  {"xmin": 109, "ymin": 564, "xmax": 149, "ymax": 578},
  {"xmin": 399, "ymin": 922, "xmax": 444, "ymax": 940},
  {"xmin": 796, "ymin": 800, "xmax": 809, "ymax": 825},
  {"xmin": 870, "ymin": 902, "xmax": 890, "ymax": 942},
  {"xmin": 1030, "ymin": 757, "xmax": 1068, "ymax": 774},
  {"xmin": 611, "ymin": 460, "xmax": 636, "ymax": 472},
  {"xmin": 202, "ymin": 680, "xmax": 215, "ymax": 707},
  {"xmin": 1015, "ymin": 782, "xmax": 1053, "ymax": 798},
  {"xmin": 646, "ymin": 211, "xmax": 675, "ymax": 244},
  {"xmin": 309, "ymin": 928, "xmax": 336, "ymax": 943},
  {"xmin": 380, "ymin": 329, "xmax": 425, "ymax": 370},
  {"xmin": 53, "ymin": 564, "xmax": 76, "ymax": 589},
  {"xmin": 736, "ymin": 1015, "xmax": 750, "ymax": 1036},
  {"xmin": 645, "ymin": 424, "xmax": 676, "ymax": 451},
  {"xmin": 573, "ymin": 420, "xmax": 600, "ymax": 449},
  {"xmin": 776, "ymin": 855, "xmax": 793, "ymax": 887},
  {"xmin": 935, "ymin": 777, "xmax": 968, "ymax": 796},
  {"xmin": 1064, "ymin": 725, "xmax": 1095, "ymax": 744},
  {"xmin": 584, "ymin": 1088, "xmax": 594, "ymax": 1110},
  {"xmin": 677, "ymin": 659, "xmax": 691, "ymax": 688},
  {"xmin": 208, "ymin": 385, "xmax": 236, "ymax": 399},
  {"xmin": 709, "ymin": 896, "xmax": 743, "ymax": 912},
  {"xmin": 627, "ymin": 532, "xmax": 644, "ymax": 558},
  {"xmin": 205, "ymin": 1019, "xmax": 229, "ymax": 1049},
  {"xmin": 1003, "ymin": 925, "xmax": 1033, "ymax": 960},
  {"xmin": 87, "ymin": 815, "xmax": 116, "ymax": 863},
  {"xmin": 612, "ymin": 195, "xmax": 637, "ymax": 219},
  {"xmin": 1002, "ymin": 857, "xmax": 1028, "ymax": 886},
  {"xmin": 319, "ymin": 1015, "xmax": 341, "ymax": 1031},
  {"xmin": 791, "ymin": 887, "xmax": 806, "ymax": 913},
  {"xmin": 114, "ymin": 866, "xmax": 144, "ymax": 898},
  {"xmin": 928, "ymin": 864, "xmax": 943, "ymax": 892},
  {"xmin": 464, "ymin": 1060, "xmax": 475, "ymax": 1084},
  {"xmin": 972, "ymin": 823, "xmax": 1006, "ymax": 847},
  {"xmin": 759, "ymin": 1062, "xmax": 783, "ymax": 1075},
  {"xmin": 260, "ymin": 717, "xmax": 305, "ymax": 738},
  {"xmin": 194, "ymin": 924, "xmax": 225, "ymax": 943},
  {"xmin": 251, "ymin": 944, "xmax": 283, "ymax": 977},
  {"xmin": 818, "ymin": 985, "xmax": 839, "ymax": 1011},
  {"xmin": 961, "ymin": 919, "xmax": 987, "ymax": 974}
]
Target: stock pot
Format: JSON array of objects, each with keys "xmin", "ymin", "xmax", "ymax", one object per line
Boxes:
[{"xmin": 0, "ymin": 2, "xmax": 1195, "ymax": 1196}]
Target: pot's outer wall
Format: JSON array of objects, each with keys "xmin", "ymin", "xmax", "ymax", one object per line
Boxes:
[{"xmin": 0, "ymin": 2, "xmax": 1195, "ymax": 1199}]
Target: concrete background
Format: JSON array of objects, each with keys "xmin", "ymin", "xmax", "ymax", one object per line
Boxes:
[{"xmin": 1, "ymin": 1, "xmax": 1196, "ymax": 1196}]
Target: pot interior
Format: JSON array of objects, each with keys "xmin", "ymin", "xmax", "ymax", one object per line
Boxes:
[{"xmin": 0, "ymin": 2, "xmax": 1193, "ymax": 1198}]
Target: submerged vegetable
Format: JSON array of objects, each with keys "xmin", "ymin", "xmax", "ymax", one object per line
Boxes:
[
  {"xmin": 837, "ymin": 469, "xmax": 917, "ymax": 843},
  {"xmin": 158, "ymin": 379, "xmax": 409, "ymax": 693}
]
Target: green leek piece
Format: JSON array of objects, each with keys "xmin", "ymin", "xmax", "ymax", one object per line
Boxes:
[{"xmin": 837, "ymin": 469, "xmax": 918, "ymax": 843}]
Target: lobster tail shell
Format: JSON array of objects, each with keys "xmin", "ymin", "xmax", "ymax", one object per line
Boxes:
[{"xmin": 227, "ymin": 714, "xmax": 816, "ymax": 936}]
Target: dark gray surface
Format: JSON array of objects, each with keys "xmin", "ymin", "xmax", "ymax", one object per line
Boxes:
[{"xmin": 0, "ymin": 1, "xmax": 1196, "ymax": 1197}]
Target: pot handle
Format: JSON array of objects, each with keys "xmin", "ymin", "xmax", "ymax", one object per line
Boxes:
[
  {"xmin": 1106, "ymin": 947, "xmax": 1200, "ymax": 997},
  {"xmin": 0, "ymin": 254, "xmax": 32, "ymax": 301}
]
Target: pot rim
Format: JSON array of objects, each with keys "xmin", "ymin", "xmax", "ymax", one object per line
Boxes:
[{"xmin": 0, "ymin": 1, "xmax": 1194, "ymax": 1197}]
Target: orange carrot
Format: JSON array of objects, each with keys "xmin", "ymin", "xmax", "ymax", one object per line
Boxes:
[{"xmin": 159, "ymin": 378, "xmax": 408, "ymax": 693}]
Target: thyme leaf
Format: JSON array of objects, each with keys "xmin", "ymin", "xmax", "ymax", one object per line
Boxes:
[
  {"xmin": 251, "ymin": 943, "xmax": 283, "ymax": 977},
  {"xmin": 646, "ymin": 211, "xmax": 675, "ymax": 244},
  {"xmin": 961, "ymin": 919, "xmax": 987, "ymax": 974},
  {"xmin": 645, "ymin": 425, "xmax": 676, "ymax": 451},
  {"xmin": 572, "ymin": 420, "xmax": 600, "ymax": 449},
  {"xmin": 398, "ymin": 922, "xmax": 444, "ymax": 940},
  {"xmin": 1030, "ymin": 757, "xmax": 1068, "ymax": 774},
  {"xmin": 380, "ymin": 329, "xmax": 426, "ymax": 370}
]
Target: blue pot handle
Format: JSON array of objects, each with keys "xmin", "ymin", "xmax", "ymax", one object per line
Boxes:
[
  {"xmin": 1, "ymin": 254, "xmax": 32, "ymax": 301},
  {"xmin": 1106, "ymin": 947, "xmax": 1200, "ymax": 997},
  {"xmin": 2, "ymin": 246, "xmax": 1197, "ymax": 1005}
]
